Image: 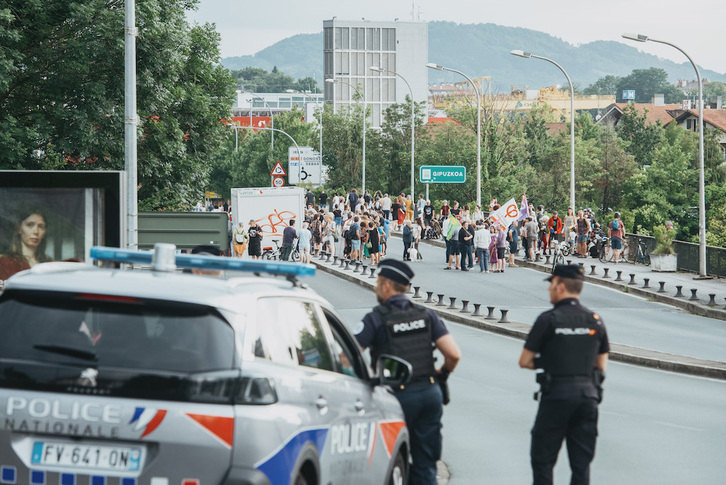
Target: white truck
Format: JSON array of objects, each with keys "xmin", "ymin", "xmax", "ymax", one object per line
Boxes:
[{"xmin": 230, "ymin": 187, "xmax": 305, "ymax": 251}]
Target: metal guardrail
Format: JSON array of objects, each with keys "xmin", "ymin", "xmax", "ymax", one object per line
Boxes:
[{"xmin": 624, "ymin": 233, "xmax": 726, "ymax": 278}]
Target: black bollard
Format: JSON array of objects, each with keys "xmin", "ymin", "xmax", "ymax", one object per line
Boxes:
[
  {"xmin": 472, "ymin": 303, "xmax": 482, "ymax": 317},
  {"xmin": 535, "ymin": 253, "xmax": 541, "ymax": 262},
  {"xmin": 326, "ymin": 252, "xmax": 332, "ymax": 263},
  {"xmin": 333, "ymin": 255, "xmax": 339, "ymax": 265},
  {"xmin": 498, "ymin": 309, "xmax": 510, "ymax": 323},
  {"xmin": 319, "ymin": 250, "xmax": 326, "ymax": 261},
  {"xmin": 590, "ymin": 265, "xmax": 597, "ymax": 276},
  {"xmin": 707, "ymin": 294, "xmax": 717, "ymax": 306},
  {"xmin": 628, "ymin": 274, "xmax": 636, "ymax": 285},
  {"xmin": 615, "ymin": 270, "xmax": 623, "ymax": 282},
  {"xmin": 412, "ymin": 286, "xmax": 422, "ymax": 299},
  {"xmin": 339, "ymin": 258, "xmax": 346, "ymax": 269},
  {"xmin": 486, "ymin": 306, "xmax": 496, "ymax": 320},
  {"xmin": 369, "ymin": 267, "xmax": 377, "ymax": 278},
  {"xmin": 436, "ymin": 294, "xmax": 446, "ymax": 307},
  {"xmin": 602, "ymin": 268, "xmax": 610, "ymax": 278},
  {"xmin": 447, "ymin": 297, "xmax": 457, "ymax": 310},
  {"xmin": 689, "ymin": 289, "xmax": 699, "ymax": 301},
  {"xmin": 460, "ymin": 300, "xmax": 471, "ymax": 313},
  {"xmin": 545, "ymin": 255, "xmax": 551, "ymax": 265},
  {"xmin": 657, "ymin": 281, "xmax": 666, "ymax": 293},
  {"xmin": 566, "ymin": 259, "xmax": 572, "ymax": 265},
  {"xmin": 425, "ymin": 291, "xmax": 434, "ymax": 304},
  {"xmin": 642, "ymin": 278, "xmax": 650, "ymax": 289},
  {"xmin": 674, "ymin": 285, "xmax": 684, "ymax": 298},
  {"xmin": 361, "ymin": 264, "xmax": 368, "ymax": 276},
  {"xmin": 353, "ymin": 262, "xmax": 361, "ymax": 273}
]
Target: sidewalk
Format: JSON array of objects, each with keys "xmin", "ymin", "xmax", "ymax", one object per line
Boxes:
[{"xmin": 311, "ymin": 235, "xmax": 726, "ymax": 380}]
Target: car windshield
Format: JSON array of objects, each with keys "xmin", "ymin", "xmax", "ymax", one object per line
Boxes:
[{"xmin": 0, "ymin": 291, "xmax": 236, "ymax": 374}]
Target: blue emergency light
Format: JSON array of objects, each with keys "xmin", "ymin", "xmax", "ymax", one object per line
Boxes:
[{"xmin": 90, "ymin": 245, "xmax": 316, "ymax": 278}]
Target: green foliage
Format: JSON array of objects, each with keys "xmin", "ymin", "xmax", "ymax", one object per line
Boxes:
[
  {"xmin": 615, "ymin": 68, "xmax": 684, "ymax": 103},
  {"xmin": 0, "ymin": 0, "xmax": 236, "ymax": 209},
  {"xmin": 230, "ymin": 66, "xmax": 320, "ymax": 93},
  {"xmin": 652, "ymin": 225, "xmax": 676, "ymax": 255},
  {"xmin": 616, "ymin": 104, "xmax": 664, "ymax": 167},
  {"xmin": 583, "ymin": 75, "xmax": 621, "ymax": 96}
]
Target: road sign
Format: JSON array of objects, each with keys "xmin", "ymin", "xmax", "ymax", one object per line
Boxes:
[
  {"xmin": 272, "ymin": 176, "xmax": 286, "ymax": 188},
  {"xmin": 623, "ymin": 90, "xmax": 635, "ymax": 100},
  {"xmin": 419, "ymin": 165, "xmax": 466, "ymax": 184},
  {"xmin": 270, "ymin": 161, "xmax": 287, "ymax": 176},
  {"xmin": 288, "ymin": 147, "xmax": 322, "ymax": 185}
]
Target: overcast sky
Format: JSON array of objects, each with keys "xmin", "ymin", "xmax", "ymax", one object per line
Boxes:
[{"xmin": 186, "ymin": 0, "xmax": 726, "ymax": 75}]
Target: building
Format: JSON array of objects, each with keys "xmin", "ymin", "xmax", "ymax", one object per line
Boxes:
[
  {"xmin": 671, "ymin": 109, "xmax": 726, "ymax": 156},
  {"xmin": 323, "ymin": 19, "xmax": 428, "ymax": 127}
]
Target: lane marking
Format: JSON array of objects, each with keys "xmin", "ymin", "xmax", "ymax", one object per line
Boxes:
[{"xmin": 653, "ymin": 421, "xmax": 704, "ymax": 432}]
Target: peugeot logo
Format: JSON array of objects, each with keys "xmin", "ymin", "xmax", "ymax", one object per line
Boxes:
[{"xmin": 79, "ymin": 368, "xmax": 98, "ymax": 387}]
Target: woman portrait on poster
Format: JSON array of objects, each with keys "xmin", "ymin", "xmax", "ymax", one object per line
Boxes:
[{"xmin": 0, "ymin": 209, "xmax": 52, "ymax": 287}]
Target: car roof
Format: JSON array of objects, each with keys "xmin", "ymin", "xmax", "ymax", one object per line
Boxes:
[{"xmin": 4, "ymin": 262, "xmax": 325, "ymax": 313}]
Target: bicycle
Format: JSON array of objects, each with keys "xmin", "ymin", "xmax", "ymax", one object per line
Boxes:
[
  {"xmin": 631, "ymin": 237, "xmax": 651, "ymax": 265},
  {"xmin": 262, "ymin": 239, "xmax": 300, "ymax": 262},
  {"xmin": 551, "ymin": 240, "xmax": 568, "ymax": 273}
]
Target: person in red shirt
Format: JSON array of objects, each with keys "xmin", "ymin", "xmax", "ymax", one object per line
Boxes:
[
  {"xmin": 607, "ymin": 212, "xmax": 626, "ymax": 263},
  {"xmin": 547, "ymin": 211, "xmax": 564, "ymax": 254}
]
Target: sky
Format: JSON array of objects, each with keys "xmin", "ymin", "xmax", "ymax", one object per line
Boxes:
[{"xmin": 186, "ymin": 0, "xmax": 726, "ymax": 75}]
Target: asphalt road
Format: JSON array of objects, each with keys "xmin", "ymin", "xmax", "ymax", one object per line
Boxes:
[
  {"xmin": 380, "ymin": 237, "xmax": 726, "ymax": 363},
  {"xmin": 307, "ymin": 270, "xmax": 726, "ymax": 484}
]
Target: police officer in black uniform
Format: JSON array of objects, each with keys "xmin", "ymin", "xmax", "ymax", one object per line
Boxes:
[
  {"xmin": 519, "ymin": 264, "xmax": 609, "ymax": 485},
  {"xmin": 354, "ymin": 259, "xmax": 461, "ymax": 485}
]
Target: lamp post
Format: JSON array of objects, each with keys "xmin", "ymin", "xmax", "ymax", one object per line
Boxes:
[
  {"xmin": 427, "ymin": 63, "xmax": 481, "ymax": 207},
  {"xmin": 370, "ymin": 66, "xmax": 416, "ymax": 202},
  {"xmin": 325, "ymin": 78, "xmax": 367, "ymax": 193},
  {"xmin": 287, "ymin": 89, "xmax": 323, "ymax": 161},
  {"xmin": 231, "ymin": 124, "xmax": 301, "ymax": 186},
  {"xmin": 622, "ymin": 33, "xmax": 707, "ymax": 278},
  {"xmin": 252, "ymin": 94, "xmax": 274, "ymax": 162},
  {"xmin": 124, "ymin": 0, "xmax": 138, "ymax": 249},
  {"xmin": 511, "ymin": 50, "xmax": 576, "ymax": 214}
]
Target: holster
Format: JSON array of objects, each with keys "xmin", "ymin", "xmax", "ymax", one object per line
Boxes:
[
  {"xmin": 438, "ymin": 369, "xmax": 451, "ymax": 406},
  {"xmin": 534, "ymin": 372, "xmax": 551, "ymax": 401}
]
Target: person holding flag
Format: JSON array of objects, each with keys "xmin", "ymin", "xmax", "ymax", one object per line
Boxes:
[{"xmin": 444, "ymin": 215, "xmax": 462, "ymax": 270}]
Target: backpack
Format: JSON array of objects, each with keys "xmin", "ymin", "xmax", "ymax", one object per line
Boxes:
[{"xmin": 611, "ymin": 219, "xmax": 620, "ymax": 231}]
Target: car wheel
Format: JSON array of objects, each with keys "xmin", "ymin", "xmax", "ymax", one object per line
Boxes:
[
  {"xmin": 388, "ymin": 452, "xmax": 406, "ymax": 485},
  {"xmin": 292, "ymin": 473, "xmax": 308, "ymax": 485}
]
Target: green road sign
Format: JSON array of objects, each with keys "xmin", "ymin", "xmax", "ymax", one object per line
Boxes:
[{"xmin": 419, "ymin": 165, "xmax": 466, "ymax": 184}]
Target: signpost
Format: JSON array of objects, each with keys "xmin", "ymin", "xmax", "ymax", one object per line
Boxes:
[
  {"xmin": 419, "ymin": 165, "xmax": 467, "ymax": 184},
  {"xmin": 270, "ymin": 162, "xmax": 287, "ymax": 188},
  {"xmin": 623, "ymin": 90, "xmax": 635, "ymax": 101},
  {"xmin": 288, "ymin": 146, "xmax": 322, "ymax": 185}
]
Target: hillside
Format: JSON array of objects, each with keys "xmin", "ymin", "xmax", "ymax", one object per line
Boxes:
[{"xmin": 221, "ymin": 21, "xmax": 726, "ymax": 91}]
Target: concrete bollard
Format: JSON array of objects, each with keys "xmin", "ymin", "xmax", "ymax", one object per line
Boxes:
[
  {"xmin": 674, "ymin": 285, "xmax": 684, "ymax": 298},
  {"xmin": 318, "ymin": 250, "xmax": 325, "ymax": 261},
  {"xmin": 602, "ymin": 268, "xmax": 610, "ymax": 278},
  {"xmin": 369, "ymin": 267, "xmax": 377, "ymax": 278},
  {"xmin": 590, "ymin": 265, "xmax": 597, "ymax": 276},
  {"xmin": 425, "ymin": 291, "xmax": 435, "ymax": 304},
  {"xmin": 615, "ymin": 270, "xmax": 623, "ymax": 282},
  {"xmin": 545, "ymin": 255, "xmax": 551, "ymax": 265},
  {"xmin": 447, "ymin": 297, "xmax": 457, "ymax": 310},
  {"xmin": 353, "ymin": 262, "xmax": 361, "ymax": 273},
  {"xmin": 689, "ymin": 289, "xmax": 699, "ymax": 301},
  {"xmin": 486, "ymin": 306, "xmax": 496, "ymax": 320},
  {"xmin": 498, "ymin": 309, "xmax": 510, "ymax": 323},
  {"xmin": 642, "ymin": 278, "xmax": 650, "ymax": 289},
  {"xmin": 339, "ymin": 258, "xmax": 346, "ymax": 269},
  {"xmin": 333, "ymin": 255, "xmax": 339, "ymax": 265},
  {"xmin": 657, "ymin": 281, "xmax": 666, "ymax": 293},
  {"xmin": 707, "ymin": 293, "xmax": 717, "ymax": 306},
  {"xmin": 360, "ymin": 264, "xmax": 368, "ymax": 276},
  {"xmin": 628, "ymin": 274, "xmax": 636, "ymax": 285},
  {"xmin": 460, "ymin": 300, "xmax": 471, "ymax": 313},
  {"xmin": 436, "ymin": 294, "xmax": 446, "ymax": 307},
  {"xmin": 412, "ymin": 286, "xmax": 422, "ymax": 299},
  {"xmin": 345, "ymin": 260, "xmax": 353, "ymax": 271},
  {"xmin": 472, "ymin": 303, "xmax": 483, "ymax": 317},
  {"xmin": 535, "ymin": 253, "xmax": 541, "ymax": 262},
  {"xmin": 326, "ymin": 252, "xmax": 332, "ymax": 263}
]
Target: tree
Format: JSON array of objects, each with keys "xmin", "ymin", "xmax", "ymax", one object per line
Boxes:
[
  {"xmin": 229, "ymin": 67, "xmax": 320, "ymax": 93},
  {"xmin": 583, "ymin": 75, "xmax": 621, "ymax": 96},
  {"xmin": 0, "ymin": 0, "xmax": 236, "ymax": 209},
  {"xmin": 616, "ymin": 104, "xmax": 664, "ymax": 167},
  {"xmin": 615, "ymin": 68, "xmax": 683, "ymax": 103}
]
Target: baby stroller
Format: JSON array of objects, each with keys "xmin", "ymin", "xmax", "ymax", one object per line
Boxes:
[{"xmin": 425, "ymin": 218, "xmax": 442, "ymax": 239}]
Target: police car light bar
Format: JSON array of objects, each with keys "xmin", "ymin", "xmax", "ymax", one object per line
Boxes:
[{"xmin": 90, "ymin": 246, "xmax": 316, "ymax": 278}]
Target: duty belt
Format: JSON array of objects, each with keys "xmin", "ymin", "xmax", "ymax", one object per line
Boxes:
[
  {"xmin": 549, "ymin": 375, "xmax": 593, "ymax": 386},
  {"xmin": 398, "ymin": 375, "xmax": 436, "ymax": 391}
]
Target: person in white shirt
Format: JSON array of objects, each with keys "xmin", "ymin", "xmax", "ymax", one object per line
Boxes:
[
  {"xmin": 297, "ymin": 222, "xmax": 313, "ymax": 264},
  {"xmin": 381, "ymin": 194, "xmax": 392, "ymax": 220},
  {"xmin": 474, "ymin": 222, "xmax": 492, "ymax": 273}
]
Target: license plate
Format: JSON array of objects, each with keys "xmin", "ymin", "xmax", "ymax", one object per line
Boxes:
[{"xmin": 31, "ymin": 441, "xmax": 143, "ymax": 472}]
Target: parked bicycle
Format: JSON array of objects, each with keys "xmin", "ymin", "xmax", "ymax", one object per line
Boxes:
[
  {"xmin": 551, "ymin": 240, "xmax": 568, "ymax": 273},
  {"xmin": 631, "ymin": 237, "xmax": 651, "ymax": 265},
  {"xmin": 261, "ymin": 239, "xmax": 300, "ymax": 262}
]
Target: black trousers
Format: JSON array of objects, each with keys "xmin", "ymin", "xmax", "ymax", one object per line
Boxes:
[
  {"xmin": 531, "ymin": 395, "xmax": 599, "ymax": 485},
  {"xmin": 396, "ymin": 383, "xmax": 443, "ymax": 485}
]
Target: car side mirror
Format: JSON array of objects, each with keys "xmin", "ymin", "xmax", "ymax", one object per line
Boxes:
[{"xmin": 373, "ymin": 354, "xmax": 412, "ymax": 388}]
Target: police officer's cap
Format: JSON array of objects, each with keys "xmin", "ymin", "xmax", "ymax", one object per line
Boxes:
[
  {"xmin": 191, "ymin": 245, "xmax": 222, "ymax": 257},
  {"xmin": 378, "ymin": 259, "xmax": 414, "ymax": 286},
  {"xmin": 546, "ymin": 264, "xmax": 585, "ymax": 282}
]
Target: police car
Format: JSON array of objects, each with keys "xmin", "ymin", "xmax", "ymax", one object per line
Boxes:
[{"xmin": 0, "ymin": 244, "xmax": 410, "ymax": 485}]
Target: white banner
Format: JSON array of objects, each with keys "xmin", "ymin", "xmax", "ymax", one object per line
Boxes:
[{"xmin": 489, "ymin": 198, "xmax": 520, "ymax": 227}]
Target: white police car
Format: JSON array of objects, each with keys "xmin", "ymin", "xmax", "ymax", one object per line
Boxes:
[{"xmin": 0, "ymin": 245, "xmax": 410, "ymax": 485}]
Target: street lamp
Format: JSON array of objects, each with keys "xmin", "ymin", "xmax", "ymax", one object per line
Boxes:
[
  {"xmin": 622, "ymin": 33, "xmax": 707, "ymax": 278},
  {"xmin": 287, "ymin": 89, "xmax": 323, "ymax": 161},
  {"xmin": 370, "ymin": 66, "xmax": 416, "ymax": 202},
  {"xmin": 251, "ymin": 93, "xmax": 274, "ymax": 161},
  {"xmin": 325, "ymin": 78, "xmax": 367, "ymax": 193},
  {"xmin": 230, "ymin": 124, "xmax": 302, "ymax": 186},
  {"xmin": 510, "ymin": 50, "xmax": 576, "ymax": 214},
  {"xmin": 427, "ymin": 63, "xmax": 482, "ymax": 207}
]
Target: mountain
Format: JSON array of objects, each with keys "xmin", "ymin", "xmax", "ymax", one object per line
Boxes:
[{"xmin": 221, "ymin": 21, "xmax": 726, "ymax": 92}]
